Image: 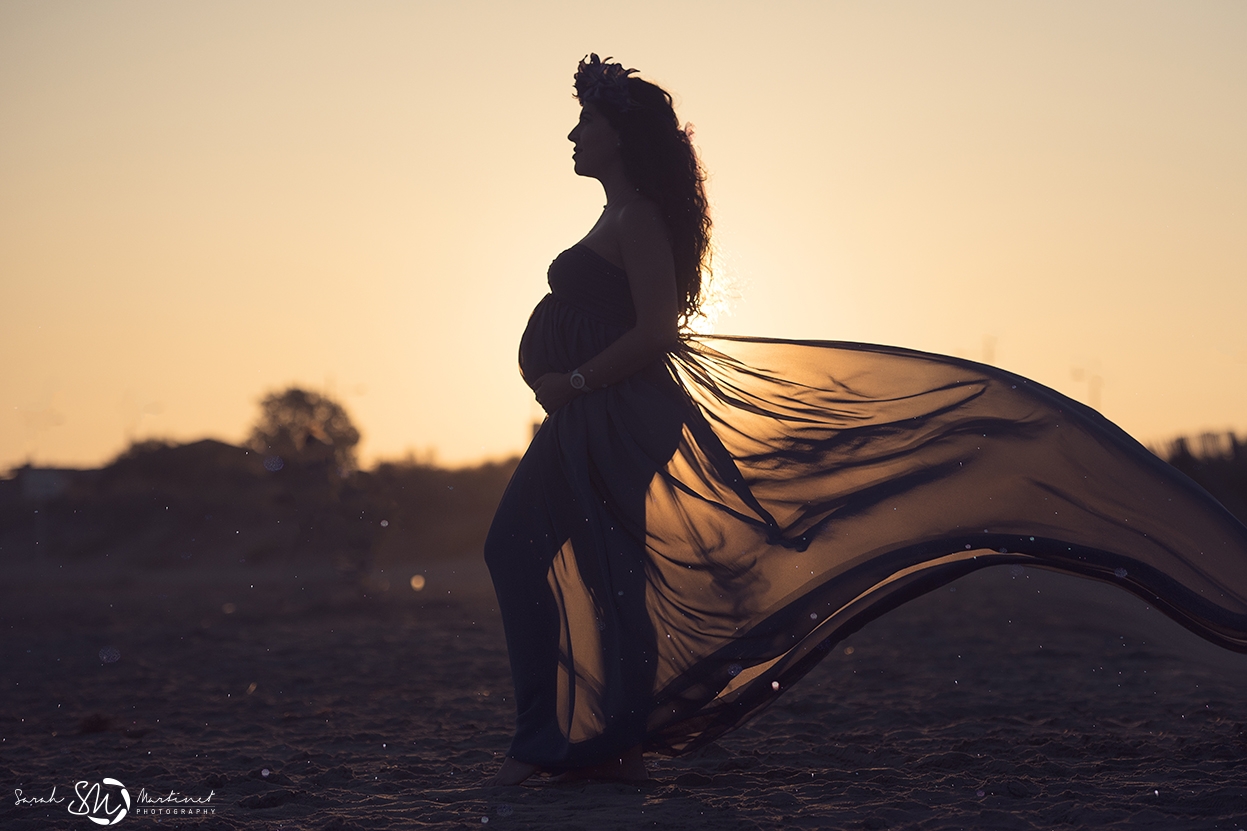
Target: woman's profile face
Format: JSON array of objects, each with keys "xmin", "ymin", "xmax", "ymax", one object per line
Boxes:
[{"xmin": 567, "ymin": 103, "xmax": 621, "ymax": 179}]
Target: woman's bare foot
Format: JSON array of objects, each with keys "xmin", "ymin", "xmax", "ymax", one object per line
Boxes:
[
  {"xmin": 484, "ymin": 757, "xmax": 538, "ymax": 787},
  {"xmin": 551, "ymin": 745, "xmax": 648, "ymax": 784}
]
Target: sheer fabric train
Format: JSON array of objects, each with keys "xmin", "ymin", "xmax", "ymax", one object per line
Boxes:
[{"xmin": 483, "ymin": 244, "xmax": 1247, "ymax": 770}]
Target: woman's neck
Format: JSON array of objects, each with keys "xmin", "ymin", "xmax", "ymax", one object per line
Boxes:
[{"xmin": 600, "ymin": 170, "xmax": 640, "ymax": 210}]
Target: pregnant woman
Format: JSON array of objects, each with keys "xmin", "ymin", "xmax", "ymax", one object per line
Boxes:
[{"xmin": 483, "ymin": 54, "xmax": 1247, "ymax": 787}]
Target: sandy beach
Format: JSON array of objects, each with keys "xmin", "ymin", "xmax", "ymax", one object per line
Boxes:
[{"xmin": 4, "ymin": 546, "xmax": 1246, "ymax": 831}]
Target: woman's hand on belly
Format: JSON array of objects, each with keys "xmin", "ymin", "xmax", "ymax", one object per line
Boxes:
[{"xmin": 534, "ymin": 372, "xmax": 580, "ymax": 413}]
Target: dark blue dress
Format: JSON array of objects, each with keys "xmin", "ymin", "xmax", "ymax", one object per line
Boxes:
[{"xmin": 484, "ymin": 243, "xmax": 1247, "ymax": 771}]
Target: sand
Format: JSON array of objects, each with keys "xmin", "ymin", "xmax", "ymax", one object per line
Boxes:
[{"xmin": 4, "ymin": 553, "xmax": 1247, "ymax": 830}]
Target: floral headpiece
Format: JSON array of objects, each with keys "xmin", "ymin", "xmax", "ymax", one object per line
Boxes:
[{"xmin": 574, "ymin": 53, "xmax": 638, "ymax": 112}]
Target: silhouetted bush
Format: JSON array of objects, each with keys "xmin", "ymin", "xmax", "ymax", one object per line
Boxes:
[
  {"xmin": 0, "ymin": 436, "xmax": 518, "ymax": 573},
  {"xmin": 360, "ymin": 458, "xmax": 519, "ymax": 566},
  {"xmin": 0, "ymin": 385, "xmax": 518, "ymax": 573},
  {"xmin": 1159, "ymin": 431, "xmax": 1247, "ymax": 525}
]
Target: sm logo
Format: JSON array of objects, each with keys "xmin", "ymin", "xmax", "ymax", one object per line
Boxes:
[{"xmin": 67, "ymin": 778, "xmax": 131, "ymax": 825}]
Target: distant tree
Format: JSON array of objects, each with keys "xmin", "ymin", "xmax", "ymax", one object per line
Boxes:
[{"xmin": 248, "ymin": 387, "xmax": 361, "ymax": 475}]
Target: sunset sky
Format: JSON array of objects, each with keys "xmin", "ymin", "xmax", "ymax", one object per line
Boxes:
[{"xmin": 3, "ymin": 0, "xmax": 1245, "ymax": 471}]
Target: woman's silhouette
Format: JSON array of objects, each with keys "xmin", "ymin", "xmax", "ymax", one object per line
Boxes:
[{"xmin": 483, "ymin": 55, "xmax": 1247, "ymax": 787}]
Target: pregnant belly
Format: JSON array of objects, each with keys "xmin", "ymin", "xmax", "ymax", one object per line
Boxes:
[{"xmin": 518, "ymin": 294, "xmax": 629, "ymax": 388}]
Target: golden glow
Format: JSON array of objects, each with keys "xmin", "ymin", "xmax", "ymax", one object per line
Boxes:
[{"xmin": 3, "ymin": 1, "xmax": 1245, "ymax": 472}]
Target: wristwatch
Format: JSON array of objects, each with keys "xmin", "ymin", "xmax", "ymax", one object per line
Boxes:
[{"xmin": 569, "ymin": 369, "xmax": 589, "ymax": 391}]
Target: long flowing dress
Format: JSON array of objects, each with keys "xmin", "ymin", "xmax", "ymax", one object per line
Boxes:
[{"xmin": 483, "ymin": 243, "xmax": 1247, "ymax": 771}]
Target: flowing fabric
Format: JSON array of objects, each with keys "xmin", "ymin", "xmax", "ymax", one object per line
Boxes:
[{"xmin": 483, "ymin": 243, "xmax": 1247, "ymax": 770}]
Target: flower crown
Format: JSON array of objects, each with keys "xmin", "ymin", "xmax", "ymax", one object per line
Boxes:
[{"xmin": 574, "ymin": 53, "xmax": 638, "ymax": 112}]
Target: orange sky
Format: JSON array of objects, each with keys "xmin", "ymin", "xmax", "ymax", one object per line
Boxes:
[{"xmin": 3, "ymin": 1, "xmax": 1245, "ymax": 471}]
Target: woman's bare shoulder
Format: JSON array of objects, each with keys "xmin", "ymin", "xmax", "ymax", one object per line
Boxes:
[{"xmin": 616, "ymin": 197, "xmax": 668, "ymax": 244}]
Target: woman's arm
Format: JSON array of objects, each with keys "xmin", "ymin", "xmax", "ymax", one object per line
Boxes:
[{"xmin": 533, "ymin": 200, "xmax": 680, "ymax": 413}]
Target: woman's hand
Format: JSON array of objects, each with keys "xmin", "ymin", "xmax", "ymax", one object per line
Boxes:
[{"xmin": 533, "ymin": 372, "xmax": 581, "ymax": 413}]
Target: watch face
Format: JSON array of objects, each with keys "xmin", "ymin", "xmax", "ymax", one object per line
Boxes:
[{"xmin": 570, "ymin": 372, "xmax": 585, "ymax": 389}]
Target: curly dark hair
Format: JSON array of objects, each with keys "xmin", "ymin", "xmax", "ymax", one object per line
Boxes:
[{"xmin": 574, "ymin": 55, "xmax": 712, "ymax": 326}]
